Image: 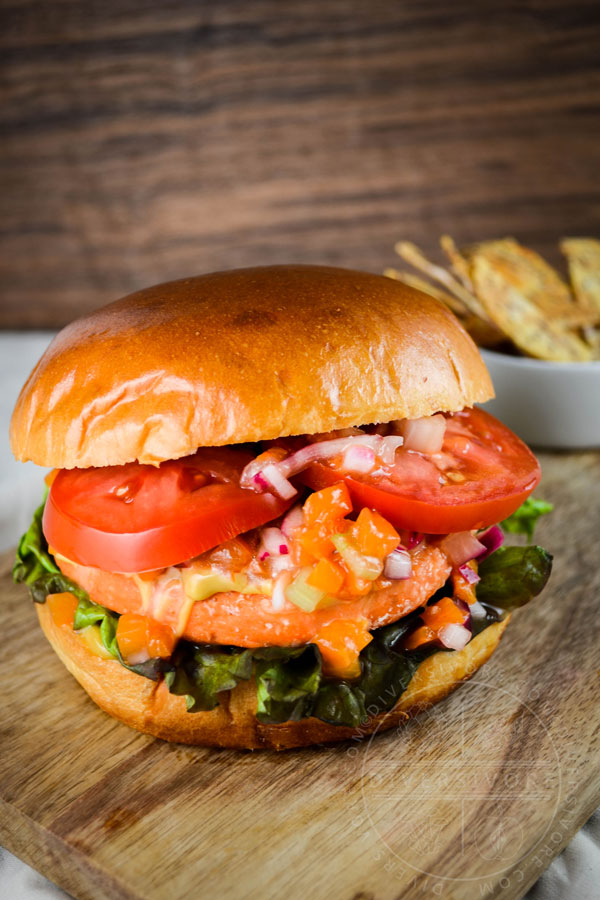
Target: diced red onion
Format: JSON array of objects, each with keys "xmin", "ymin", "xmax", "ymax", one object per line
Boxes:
[
  {"xmin": 281, "ymin": 504, "xmax": 305, "ymax": 538},
  {"xmin": 400, "ymin": 414, "xmax": 447, "ymax": 454},
  {"xmin": 271, "ymin": 572, "xmax": 292, "ymax": 611},
  {"xmin": 440, "ymin": 531, "xmax": 486, "ymax": 567},
  {"xmin": 271, "ymin": 437, "xmax": 355, "ymax": 478},
  {"xmin": 278, "ymin": 434, "xmax": 404, "ymax": 477},
  {"xmin": 126, "ymin": 649, "xmax": 151, "ymax": 665},
  {"xmin": 438, "ymin": 623, "xmax": 471, "ymax": 651},
  {"xmin": 260, "ymin": 527, "xmax": 289, "ymax": 557},
  {"xmin": 253, "ymin": 472, "xmax": 270, "ymax": 490},
  {"xmin": 259, "ymin": 551, "xmax": 270, "ymax": 561},
  {"xmin": 469, "ymin": 600, "xmax": 488, "ymax": 619},
  {"xmin": 476, "ymin": 524, "xmax": 504, "ymax": 560},
  {"xmin": 270, "ymin": 554, "xmax": 294, "ymax": 575},
  {"xmin": 377, "ymin": 436, "xmax": 405, "ymax": 465},
  {"xmin": 341, "ymin": 444, "xmax": 376, "ymax": 474},
  {"xmin": 458, "ymin": 563, "xmax": 481, "ymax": 585},
  {"xmin": 406, "ymin": 532, "xmax": 424, "ymax": 550},
  {"xmin": 260, "ymin": 463, "xmax": 297, "ymax": 500},
  {"xmin": 240, "ymin": 434, "xmax": 404, "ymax": 494},
  {"xmin": 454, "ymin": 597, "xmax": 472, "ymax": 628},
  {"xmin": 383, "ymin": 546, "xmax": 412, "ymax": 580}
]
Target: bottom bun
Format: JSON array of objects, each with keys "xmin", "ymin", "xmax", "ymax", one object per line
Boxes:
[{"xmin": 37, "ymin": 604, "xmax": 509, "ymax": 750}]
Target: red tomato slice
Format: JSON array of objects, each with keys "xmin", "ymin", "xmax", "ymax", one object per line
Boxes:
[
  {"xmin": 43, "ymin": 448, "xmax": 293, "ymax": 573},
  {"xmin": 298, "ymin": 408, "xmax": 541, "ymax": 533}
]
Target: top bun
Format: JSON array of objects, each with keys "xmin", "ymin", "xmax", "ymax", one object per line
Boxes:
[{"xmin": 10, "ymin": 265, "xmax": 493, "ymax": 468}]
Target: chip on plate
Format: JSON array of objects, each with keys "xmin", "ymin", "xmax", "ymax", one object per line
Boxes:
[
  {"xmin": 469, "ymin": 253, "xmax": 592, "ymax": 362},
  {"xmin": 461, "ymin": 238, "xmax": 579, "ymax": 318},
  {"xmin": 561, "ymin": 238, "xmax": 600, "ymax": 315}
]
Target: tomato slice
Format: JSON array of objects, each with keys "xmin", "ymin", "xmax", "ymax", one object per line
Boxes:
[
  {"xmin": 43, "ymin": 448, "xmax": 293, "ymax": 573},
  {"xmin": 298, "ymin": 408, "xmax": 541, "ymax": 533}
]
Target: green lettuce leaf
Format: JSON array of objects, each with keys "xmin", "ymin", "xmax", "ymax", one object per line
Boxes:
[
  {"xmin": 15, "ymin": 497, "xmax": 552, "ymax": 729},
  {"xmin": 73, "ymin": 597, "xmax": 119, "ymax": 656},
  {"xmin": 13, "ymin": 499, "xmax": 88, "ymax": 604},
  {"xmin": 72, "ymin": 597, "xmax": 168, "ymax": 680},
  {"xmin": 477, "ymin": 545, "xmax": 553, "ymax": 609},
  {"xmin": 13, "ymin": 497, "xmax": 58, "ymax": 584},
  {"xmin": 254, "ymin": 646, "xmax": 322, "ymax": 723},
  {"xmin": 310, "ymin": 618, "xmax": 422, "ymax": 726},
  {"xmin": 501, "ymin": 496, "xmax": 553, "ymax": 540},
  {"xmin": 165, "ymin": 645, "xmax": 253, "ymax": 711}
]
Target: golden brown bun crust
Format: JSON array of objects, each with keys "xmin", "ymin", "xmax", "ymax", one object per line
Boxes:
[
  {"xmin": 12, "ymin": 266, "xmax": 493, "ymax": 468},
  {"xmin": 37, "ymin": 603, "xmax": 509, "ymax": 750}
]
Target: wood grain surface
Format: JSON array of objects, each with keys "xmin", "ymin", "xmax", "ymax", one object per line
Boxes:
[
  {"xmin": 1, "ymin": 0, "xmax": 599, "ymax": 327},
  {"xmin": 0, "ymin": 451, "xmax": 598, "ymax": 900}
]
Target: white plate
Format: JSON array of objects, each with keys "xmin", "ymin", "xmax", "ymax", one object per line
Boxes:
[{"xmin": 480, "ymin": 349, "xmax": 600, "ymax": 449}]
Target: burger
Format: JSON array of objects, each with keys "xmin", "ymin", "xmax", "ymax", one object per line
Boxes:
[{"xmin": 10, "ymin": 265, "xmax": 552, "ymax": 750}]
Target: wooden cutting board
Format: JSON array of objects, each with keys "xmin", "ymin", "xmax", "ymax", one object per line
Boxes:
[{"xmin": 1, "ymin": 452, "xmax": 599, "ymax": 900}]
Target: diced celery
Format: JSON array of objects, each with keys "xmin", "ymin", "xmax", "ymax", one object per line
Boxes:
[
  {"xmin": 285, "ymin": 567, "xmax": 335, "ymax": 612},
  {"xmin": 331, "ymin": 534, "xmax": 382, "ymax": 581},
  {"xmin": 182, "ymin": 571, "xmax": 249, "ymax": 602}
]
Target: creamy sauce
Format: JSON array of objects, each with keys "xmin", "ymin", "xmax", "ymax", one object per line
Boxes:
[
  {"xmin": 176, "ymin": 593, "xmax": 197, "ymax": 639},
  {"xmin": 128, "ymin": 560, "xmax": 276, "ymax": 638},
  {"xmin": 131, "ymin": 574, "xmax": 154, "ymax": 615}
]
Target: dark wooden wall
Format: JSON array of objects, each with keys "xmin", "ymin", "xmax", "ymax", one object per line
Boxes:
[{"xmin": 1, "ymin": 0, "xmax": 599, "ymax": 327}]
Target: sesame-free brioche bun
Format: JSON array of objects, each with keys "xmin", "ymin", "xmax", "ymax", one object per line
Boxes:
[
  {"xmin": 36, "ymin": 601, "xmax": 509, "ymax": 750},
  {"xmin": 11, "ymin": 265, "xmax": 493, "ymax": 469}
]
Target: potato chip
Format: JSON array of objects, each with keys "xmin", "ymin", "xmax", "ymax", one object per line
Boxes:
[
  {"xmin": 394, "ymin": 241, "xmax": 491, "ymax": 322},
  {"xmin": 388, "ymin": 234, "xmax": 599, "ymax": 361},
  {"xmin": 461, "ymin": 238, "xmax": 580, "ymax": 319},
  {"xmin": 470, "ymin": 254, "xmax": 592, "ymax": 362},
  {"xmin": 384, "ymin": 266, "xmax": 505, "ymax": 348},
  {"xmin": 460, "ymin": 315, "xmax": 508, "ymax": 349},
  {"xmin": 440, "ymin": 235, "xmax": 474, "ymax": 291},
  {"xmin": 561, "ymin": 238, "xmax": 600, "ymax": 315},
  {"xmin": 555, "ymin": 307, "xmax": 600, "ymax": 327},
  {"xmin": 383, "ymin": 267, "xmax": 468, "ymax": 315}
]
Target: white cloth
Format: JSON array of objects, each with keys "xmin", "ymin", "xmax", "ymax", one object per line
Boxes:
[
  {"xmin": 0, "ymin": 332, "xmax": 54, "ymax": 549},
  {"xmin": 1, "ymin": 332, "xmax": 598, "ymax": 900}
]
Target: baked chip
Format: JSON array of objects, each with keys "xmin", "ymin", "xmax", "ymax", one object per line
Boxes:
[
  {"xmin": 470, "ymin": 254, "xmax": 592, "ymax": 362},
  {"xmin": 561, "ymin": 238, "xmax": 600, "ymax": 315},
  {"xmin": 388, "ymin": 235, "xmax": 599, "ymax": 360},
  {"xmin": 384, "ymin": 267, "xmax": 467, "ymax": 315},
  {"xmin": 440, "ymin": 235, "xmax": 474, "ymax": 292},
  {"xmin": 461, "ymin": 238, "xmax": 580, "ymax": 319},
  {"xmin": 394, "ymin": 241, "xmax": 490, "ymax": 322}
]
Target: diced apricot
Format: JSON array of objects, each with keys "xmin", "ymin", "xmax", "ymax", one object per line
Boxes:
[
  {"xmin": 294, "ymin": 517, "xmax": 351, "ymax": 564},
  {"xmin": 314, "ymin": 619, "xmax": 373, "ymax": 679},
  {"xmin": 147, "ymin": 619, "xmax": 176, "ymax": 658},
  {"xmin": 208, "ymin": 537, "xmax": 253, "ymax": 571},
  {"xmin": 352, "ymin": 508, "xmax": 400, "ymax": 559},
  {"xmin": 116, "ymin": 613, "xmax": 175, "ymax": 662},
  {"xmin": 47, "ymin": 592, "xmax": 78, "ymax": 628},
  {"xmin": 116, "ymin": 614, "xmax": 148, "ymax": 660},
  {"xmin": 44, "ymin": 469, "xmax": 59, "ymax": 488},
  {"xmin": 302, "ymin": 483, "xmax": 352, "ymax": 527},
  {"xmin": 290, "ymin": 539, "xmax": 315, "ymax": 568},
  {"xmin": 421, "ymin": 596, "xmax": 465, "ymax": 631},
  {"xmin": 338, "ymin": 561, "xmax": 373, "ymax": 597},
  {"xmin": 403, "ymin": 624, "xmax": 437, "ymax": 651},
  {"xmin": 306, "ymin": 557, "xmax": 346, "ymax": 594},
  {"xmin": 452, "ymin": 562, "xmax": 478, "ymax": 605}
]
